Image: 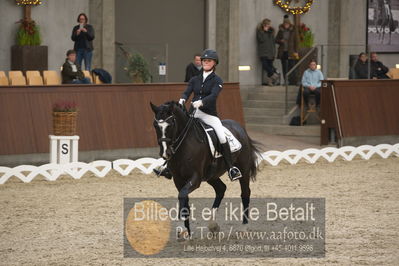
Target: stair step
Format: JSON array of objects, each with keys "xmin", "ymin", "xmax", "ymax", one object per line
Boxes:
[
  {"xmin": 243, "ymin": 100, "xmax": 296, "ymax": 109},
  {"xmin": 247, "ymin": 92, "xmax": 297, "ymax": 101},
  {"xmin": 244, "ymin": 115, "xmax": 282, "ymax": 124},
  {"xmin": 244, "ymin": 107, "xmax": 285, "ymax": 116},
  {"xmin": 250, "ymin": 85, "xmax": 299, "ymax": 93},
  {"xmin": 246, "ymin": 124, "xmax": 320, "ymax": 137}
]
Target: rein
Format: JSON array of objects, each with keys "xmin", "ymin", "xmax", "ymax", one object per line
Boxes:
[{"xmin": 170, "ymin": 112, "xmax": 195, "ymax": 154}]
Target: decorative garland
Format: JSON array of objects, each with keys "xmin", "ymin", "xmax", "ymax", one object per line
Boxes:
[
  {"xmin": 16, "ymin": 0, "xmax": 42, "ymax": 5},
  {"xmin": 274, "ymin": 0, "xmax": 314, "ymax": 15}
]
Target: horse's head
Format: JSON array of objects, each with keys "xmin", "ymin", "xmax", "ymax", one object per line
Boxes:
[{"xmin": 150, "ymin": 101, "xmax": 186, "ymax": 160}]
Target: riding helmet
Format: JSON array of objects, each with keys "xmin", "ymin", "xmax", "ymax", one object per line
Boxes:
[{"xmin": 201, "ymin": 49, "xmax": 219, "ymax": 65}]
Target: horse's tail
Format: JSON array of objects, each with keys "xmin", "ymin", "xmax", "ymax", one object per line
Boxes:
[{"xmin": 247, "ymin": 136, "xmax": 263, "ymax": 182}]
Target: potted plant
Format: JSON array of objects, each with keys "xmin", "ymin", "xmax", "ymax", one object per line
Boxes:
[
  {"xmin": 298, "ymin": 23, "xmax": 314, "ymax": 48},
  {"xmin": 124, "ymin": 52, "xmax": 152, "ymax": 83},
  {"xmin": 11, "ymin": 0, "xmax": 48, "ymax": 72},
  {"xmin": 52, "ymin": 101, "xmax": 78, "ymax": 136}
]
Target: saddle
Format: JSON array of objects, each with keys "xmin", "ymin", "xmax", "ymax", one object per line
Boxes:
[{"xmin": 195, "ymin": 119, "xmax": 242, "ymax": 158}]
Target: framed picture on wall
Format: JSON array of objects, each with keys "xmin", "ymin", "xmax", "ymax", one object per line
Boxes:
[{"xmin": 367, "ymin": 0, "xmax": 399, "ymax": 52}]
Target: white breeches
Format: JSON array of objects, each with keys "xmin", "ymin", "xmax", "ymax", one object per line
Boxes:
[{"xmin": 194, "ymin": 109, "xmax": 227, "ymax": 144}]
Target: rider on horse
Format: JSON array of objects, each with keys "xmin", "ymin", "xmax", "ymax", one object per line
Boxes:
[{"xmin": 154, "ymin": 49, "xmax": 242, "ymax": 181}]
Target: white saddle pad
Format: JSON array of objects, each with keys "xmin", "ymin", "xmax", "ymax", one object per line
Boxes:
[{"xmin": 202, "ymin": 126, "xmax": 242, "ymax": 158}]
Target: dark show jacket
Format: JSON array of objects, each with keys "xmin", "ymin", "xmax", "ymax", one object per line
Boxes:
[
  {"xmin": 71, "ymin": 24, "xmax": 95, "ymax": 51},
  {"xmin": 181, "ymin": 71, "xmax": 223, "ymax": 117},
  {"xmin": 61, "ymin": 60, "xmax": 85, "ymax": 84},
  {"xmin": 184, "ymin": 63, "xmax": 202, "ymax": 82}
]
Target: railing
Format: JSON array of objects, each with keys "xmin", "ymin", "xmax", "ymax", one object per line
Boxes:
[{"xmin": 284, "ymin": 46, "xmax": 317, "ymax": 114}]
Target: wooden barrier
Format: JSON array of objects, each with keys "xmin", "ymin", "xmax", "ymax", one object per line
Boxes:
[
  {"xmin": 320, "ymin": 79, "xmax": 399, "ymax": 146},
  {"xmin": 0, "ymin": 83, "xmax": 244, "ymax": 155}
]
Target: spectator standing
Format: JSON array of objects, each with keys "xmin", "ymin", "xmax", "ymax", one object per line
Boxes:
[
  {"xmin": 184, "ymin": 53, "xmax": 202, "ymax": 82},
  {"xmin": 354, "ymin": 52, "xmax": 369, "ymax": 79},
  {"xmin": 276, "ymin": 15, "xmax": 297, "ymax": 85},
  {"xmin": 297, "ymin": 60, "xmax": 324, "ymax": 107},
  {"xmin": 71, "ymin": 13, "xmax": 95, "ymax": 71},
  {"xmin": 62, "ymin": 50, "xmax": 91, "ymax": 84},
  {"xmin": 256, "ymin": 18, "xmax": 279, "ymax": 86},
  {"xmin": 370, "ymin": 52, "xmax": 390, "ymax": 79}
]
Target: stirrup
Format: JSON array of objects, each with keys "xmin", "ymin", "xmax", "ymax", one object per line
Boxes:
[
  {"xmin": 228, "ymin": 166, "xmax": 242, "ymax": 181},
  {"xmin": 153, "ymin": 165, "xmax": 172, "ymax": 179}
]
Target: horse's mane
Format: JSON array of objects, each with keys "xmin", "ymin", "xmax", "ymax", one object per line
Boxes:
[
  {"xmin": 164, "ymin": 100, "xmax": 177, "ymax": 106},
  {"xmin": 164, "ymin": 100, "xmax": 190, "ymax": 117}
]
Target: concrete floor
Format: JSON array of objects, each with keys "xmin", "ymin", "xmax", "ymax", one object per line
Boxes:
[{"xmin": 247, "ymin": 129, "xmax": 322, "ymax": 152}]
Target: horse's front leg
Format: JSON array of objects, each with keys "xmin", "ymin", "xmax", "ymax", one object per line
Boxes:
[
  {"xmin": 207, "ymin": 178, "xmax": 227, "ymax": 233},
  {"xmin": 177, "ymin": 173, "xmax": 201, "ymax": 239}
]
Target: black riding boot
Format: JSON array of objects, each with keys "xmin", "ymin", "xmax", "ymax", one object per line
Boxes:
[
  {"xmin": 220, "ymin": 142, "xmax": 242, "ymax": 181},
  {"xmin": 153, "ymin": 165, "xmax": 173, "ymax": 179}
]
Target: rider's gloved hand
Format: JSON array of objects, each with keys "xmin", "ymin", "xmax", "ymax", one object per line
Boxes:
[
  {"xmin": 178, "ymin": 98, "xmax": 186, "ymax": 105},
  {"xmin": 192, "ymin": 100, "xmax": 203, "ymax": 109}
]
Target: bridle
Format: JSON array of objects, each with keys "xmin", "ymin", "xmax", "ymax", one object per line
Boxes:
[
  {"xmin": 155, "ymin": 115, "xmax": 175, "ymax": 146},
  {"xmin": 154, "ymin": 109, "xmax": 196, "ymax": 159}
]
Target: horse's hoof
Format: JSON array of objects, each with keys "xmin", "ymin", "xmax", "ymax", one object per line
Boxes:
[
  {"xmin": 177, "ymin": 230, "xmax": 190, "ymax": 241},
  {"xmin": 208, "ymin": 221, "xmax": 220, "ymax": 233}
]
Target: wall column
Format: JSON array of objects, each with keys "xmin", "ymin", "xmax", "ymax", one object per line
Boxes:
[
  {"xmin": 327, "ymin": 0, "xmax": 341, "ymax": 78},
  {"xmin": 215, "ymin": 0, "xmax": 239, "ymax": 82},
  {"xmin": 89, "ymin": 0, "xmax": 115, "ymax": 80}
]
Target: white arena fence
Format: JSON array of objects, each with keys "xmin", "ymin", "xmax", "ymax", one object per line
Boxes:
[{"xmin": 0, "ymin": 143, "xmax": 398, "ymax": 185}]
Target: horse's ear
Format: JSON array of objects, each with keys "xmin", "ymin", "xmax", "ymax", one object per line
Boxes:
[{"xmin": 150, "ymin": 102, "xmax": 159, "ymax": 114}]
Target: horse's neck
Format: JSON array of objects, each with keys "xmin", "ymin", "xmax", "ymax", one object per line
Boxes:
[
  {"xmin": 173, "ymin": 110, "xmax": 204, "ymax": 148},
  {"xmin": 174, "ymin": 110, "xmax": 189, "ymax": 134}
]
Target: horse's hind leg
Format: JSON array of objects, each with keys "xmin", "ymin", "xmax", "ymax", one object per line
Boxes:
[
  {"xmin": 207, "ymin": 178, "xmax": 227, "ymax": 232},
  {"xmin": 208, "ymin": 178, "xmax": 227, "ymax": 209}
]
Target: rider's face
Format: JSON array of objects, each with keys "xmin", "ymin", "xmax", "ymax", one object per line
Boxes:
[{"xmin": 202, "ymin": 59, "xmax": 215, "ymax": 71}]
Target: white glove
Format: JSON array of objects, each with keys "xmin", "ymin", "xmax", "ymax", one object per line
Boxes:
[
  {"xmin": 178, "ymin": 98, "xmax": 186, "ymax": 105},
  {"xmin": 192, "ymin": 100, "xmax": 203, "ymax": 109}
]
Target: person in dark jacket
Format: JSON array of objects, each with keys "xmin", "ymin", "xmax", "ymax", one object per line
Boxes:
[
  {"xmin": 71, "ymin": 13, "xmax": 95, "ymax": 71},
  {"xmin": 256, "ymin": 18, "xmax": 279, "ymax": 86},
  {"xmin": 184, "ymin": 53, "xmax": 202, "ymax": 82},
  {"xmin": 354, "ymin": 52, "xmax": 370, "ymax": 79},
  {"xmin": 61, "ymin": 50, "xmax": 91, "ymax": 84},
  {"xmin": 275, "ymin": 15, "xmax": 298, "ymax": 85},
  {"xmin": 370, "ymin": 52, "xmax": 390, "ymax": 79},
  {"xmin": 154, "ymin": 49, "xmax": 242, "ymax": 181}
]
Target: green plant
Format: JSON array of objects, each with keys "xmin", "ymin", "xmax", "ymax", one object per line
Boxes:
[
  {"xmin": 16, "ymin": 19, "xmax": 41, "ymax": 45},
  {"xmin": 298, "ymin": 23, "xmax": 314, "ymax": 48},
  {"xmin": 124, "ymin": 52, "xmax": 151, "ymax": 83}
]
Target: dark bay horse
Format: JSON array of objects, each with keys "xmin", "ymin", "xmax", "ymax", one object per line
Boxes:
[{"xmin": 150, "ymin": 101, "xmax": 262, "ymax": 236}]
